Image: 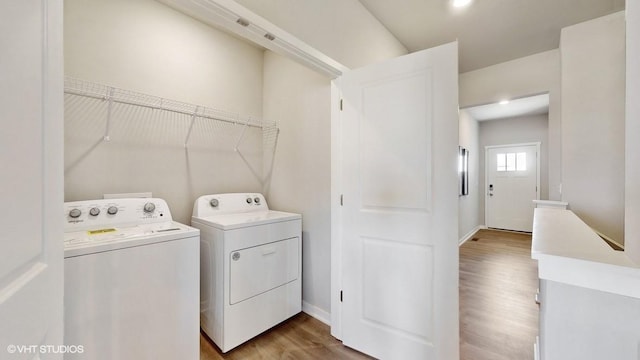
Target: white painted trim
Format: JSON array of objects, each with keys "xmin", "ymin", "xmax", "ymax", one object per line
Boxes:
[
  {"xmin": 330, "ymin": 80, "xmax": 343, "ymax": 340},
  {"xmin": 484, "ymin": 142, "xmax": 541, "ymax": 230},
  {"xmin": 302, "ymin": 301, "xmax": 331, "ymax": 326},
  {"xmin": 533, "ymin": 200, "xmax": 568, "ymax": 209},
  {"xmin": 458, "ymin": 225, "xmax": 485, "ymax": 245},
  {"xmin": 157, "ymin": 0, "xmax": 349, "ymax": 78}
]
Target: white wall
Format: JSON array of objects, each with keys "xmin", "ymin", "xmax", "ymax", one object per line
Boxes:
[
  {"xmin": 64, "ymin": 0, "xmax": 265, "ymax": 224},
  {"xmin": 261, "ymin": 51, "xmax": 333, "ymax": 318},
  {"xmin": 478, "ymin": 114, "xmax": 549, "ymax": 225},
  {"xmin": 560, "ymin": 12, "xmax": 625, "ymax": 244},
  {"xmin": 460, "ymin": 50, "xmax": 561, "ymax": 201},
  {"xmin": 626, "ymin": 0, "xmax": 640, "ymax": 260},
  {"xmin": 458, "ymin": 110, "xmax": 481, "ymax": 241},
  {"xmin": 233, "ymin": 0, "xmax": 408, "ymax": 69},
  {"xmin": 236, "ymin": 0, "xmax": 407, "ymax": 318}
]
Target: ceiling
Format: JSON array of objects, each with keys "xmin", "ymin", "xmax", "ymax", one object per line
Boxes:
[
  {"xmin": 358, "ymin": 0, "xmax": 625, "ymax": 72},
  {"xmin": 464, "ymin": 93, "xmax": 549, "ymax": 121}
]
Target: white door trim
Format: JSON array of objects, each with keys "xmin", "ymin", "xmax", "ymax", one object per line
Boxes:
[
  {"xmin": 330, "ymin": 80, "xmax": 343, "ymax": 339},
  {"xmin": 484, "ymin": 142, "xmax": 541, "ymax": 229}
]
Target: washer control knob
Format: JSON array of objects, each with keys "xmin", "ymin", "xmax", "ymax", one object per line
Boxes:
[
  {"xmin": 254, "ymin": 197, "xmax": 261, "ymax": 204},
  {"xmin": 69, "ymin": 208, "xmax": 82, "ymax": 218},
  {"xmin": 107, "ymin": 206, "xmax": 118, "ymax": 215},
  {"xmin": 143, "ymin": 202, "xmax": 156, "ymax": 213},
  {"xmin": 246, "ymin": 197, "xmax": 253, "ymax": 204},
  {"xmin": 89, "ymin": 207, "xmax": 100, "ymax": 216},
  {"xmin": 210, "ymin": 199, "xmax": 219, "ymax": 208}
]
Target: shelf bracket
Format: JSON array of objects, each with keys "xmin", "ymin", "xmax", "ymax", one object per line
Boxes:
[
  {"xmin": 234, "ymin": 116, "xmax": 250, "ymax": 152},
  {"xmin": 184, "ymin": 106, "xmax": 200, "ymax": 148},
  {"xmin": 104, "ymin": 87, "xmax": 115, "ymax": 141}
]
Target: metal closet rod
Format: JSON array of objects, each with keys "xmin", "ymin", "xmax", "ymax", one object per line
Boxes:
[{"xmin": 63, "ymin": 86, "xmax": 263, "ymax": 130}]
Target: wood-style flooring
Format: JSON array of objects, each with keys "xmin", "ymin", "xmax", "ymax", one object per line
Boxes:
[
  {"xmin": 460, "ymin": 229, "xmax": 539, "ymax": 360},
  {"xmin": 200, "ymin": 313, "xmax": 372, "ymax": 359},
  {"xmin": 200, "ymin": 229, "xmax": 539, "ymax": 359}
]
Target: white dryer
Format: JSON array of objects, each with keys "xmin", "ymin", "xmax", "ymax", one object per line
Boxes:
[
  {"xmin": 63, "ymin": 198, "xmax": 199, "ymax": 360},
  {"xmin": 191, "ymin": 193, "xmax": 302, "ymax": 352}
]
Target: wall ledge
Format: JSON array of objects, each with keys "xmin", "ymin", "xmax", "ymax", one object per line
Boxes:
[{"xmin": 532, "ymin": 208, "xmax": 640, "ymax": 298}]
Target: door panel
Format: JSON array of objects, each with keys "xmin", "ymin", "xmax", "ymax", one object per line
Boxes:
[
  {"xmin": 339, "ymin": 42, "xmax": 459, "ymax": 359},
  {"xmin": 486, "ymin": 144, "xmax": 538, "ymax": 232},
  {"xmin": 362, "ymin": 238, "xmax": 433, "ymax": 340},
  {"xmin": 0, "ymin": 0, "xmax": 64, "ymax": 355},
  {"xmin": 361, "ymin": 72, "xmax": 431, "ymax": 211}
]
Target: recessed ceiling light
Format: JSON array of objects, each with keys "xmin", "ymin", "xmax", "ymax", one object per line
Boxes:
[
  {"xmin": 499, "ymin": 100, "xmax": 510, "ymax": 105},
  {"xmin": 452, "ymin": 0, "xmax": 472, "ymax": 8}
]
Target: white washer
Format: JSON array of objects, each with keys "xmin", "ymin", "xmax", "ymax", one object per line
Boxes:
[
  {"xmin": 63, "ymin": 198, "xmax": 200, "ymax": 360},
  {"xmin": 191, "ymin": 193, "xmax": 302, "ymax": 352}
]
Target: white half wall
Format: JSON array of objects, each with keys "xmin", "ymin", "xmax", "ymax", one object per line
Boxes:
[
  {"xmin": 560, "ymin": 12, "xmax": 626, "ymax": 244},
  {"xmin": 460, "ymin": 50, "xmax": 561, "ymax": 201},
  {"xmin": 459, "ymin": 110, "xmax": 481, "ymax": 240},
  {"xmin": 64, "ymin": 0, "xmax": 266, "ymax": 224}
]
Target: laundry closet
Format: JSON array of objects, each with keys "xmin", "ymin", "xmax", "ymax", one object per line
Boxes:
[
  {"xmin": 64, "ymin": 0, "xmax": 267, "ymax": 225},
  {"xmin": 63, "ymin": 0, "xmax": 409, "ymax": 335}
]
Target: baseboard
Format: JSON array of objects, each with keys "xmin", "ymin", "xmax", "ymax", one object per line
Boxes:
[
  {"xmin": 302, "ymin": 301, "xmax": 331, "ymax": 326},
  {"xmin": 459, "ymin": 225, "xmax": 486, "ymax": 246}
]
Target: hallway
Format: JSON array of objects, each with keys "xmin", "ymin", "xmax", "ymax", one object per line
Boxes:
[{"xmin": 459, "ymin": 229, "xmax": 539, "ymax": 360}]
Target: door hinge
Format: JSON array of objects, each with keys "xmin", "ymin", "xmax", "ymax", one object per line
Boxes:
[
  {"xmin": 340, "ymin": 99, "xmax": 343, "ymax": 111},
  {"xmin": 340, "ymin": 290, "xmax": 343, "ymax": 302},
  {"xmin": 340, "ymin": 194, "xmax": 343, "ymax": 206}
]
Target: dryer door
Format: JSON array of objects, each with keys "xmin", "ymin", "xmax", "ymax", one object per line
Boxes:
[{"xmin": 229, "ymin": 237, "xmax": 299, "ymax": 305}]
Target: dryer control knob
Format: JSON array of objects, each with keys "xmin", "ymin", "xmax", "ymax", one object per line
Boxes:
[
  {"xmin": 246, "ymin": 198, "xmax": 253, "ymax": 204},
  {"xmin": 254, "ymin": 197, "xmax": 260, "ymax": 204},
  {"xmin": 69, "ymin": 208, "xmax": 82, "ymax": 218},
  {"xmin": 107, "ymin": 206, "xmax": 118, "ymax": 215},
  {"xmin": 143, "ymin": 202, "xmax": 156, "ymax": 213},
  {"xmin": 89, "ymin": 207, "xmax": 100, "ymax": 216},
  {"xmin": 210, "ymin": 199, "xmax": 219, "ymax": 208}
]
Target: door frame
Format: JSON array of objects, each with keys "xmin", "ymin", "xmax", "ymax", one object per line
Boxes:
[
  {"xmin": 330, "ymin": 80, "xmax": 343, "ymax": 339},
  {"xmin": 484, "ymin": 142, "xmax": 541, "ymax": 229}
]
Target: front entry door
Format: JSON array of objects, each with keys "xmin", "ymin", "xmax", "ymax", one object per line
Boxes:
[
  {"xmin": 486, "ymin": 144, "xmax": 539, "ymax": 232},
  {"xmin": 336, "ymin": 42, "xmax": 459, "ymax": 359}
]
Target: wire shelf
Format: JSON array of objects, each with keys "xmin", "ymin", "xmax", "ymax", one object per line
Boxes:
[{"xmin": 64, "ymin": 77, "xmax": 268, "ymax": 129}]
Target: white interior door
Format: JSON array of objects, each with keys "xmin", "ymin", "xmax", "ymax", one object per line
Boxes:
[
  {"xmin": 0, "ymin": 0, "xmax": 64, "ymax": 357},
  {"xmin": 485, "ymin": 144, "xmax": 539, "ymax": 232},
  {"xmin": 336, "ymin": 42, "xmax": 459, "ymax": 359}
]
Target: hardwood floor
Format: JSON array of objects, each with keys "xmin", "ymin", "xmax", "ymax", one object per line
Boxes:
[
  {"xmin": 200, "ymin": 313, "xmax": 372, "ymax": 360},
  {"xmin": 459, "ymin": 229, "xmax": 539, "ymax": 360},
  {"xmin": 200, "ymin": 228, "xmax": 538, "ymax": 359}
]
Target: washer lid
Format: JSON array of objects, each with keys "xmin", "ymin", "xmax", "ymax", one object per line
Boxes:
[
  {"xmin": 192, "ymin": 210, "xmax": 301, "ymax": 230},
  {"xmin": 64, "ymin": 221, "xmax": 199, "ymax": 258}
]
